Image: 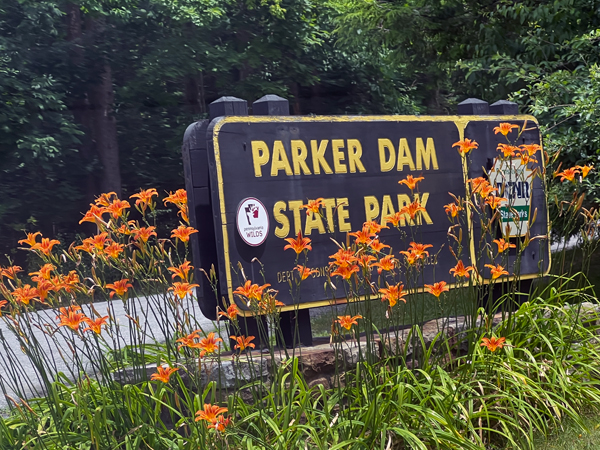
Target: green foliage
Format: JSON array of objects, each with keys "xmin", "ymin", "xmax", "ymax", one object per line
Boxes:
[{"xmin": 2, "ymin": 288, "xmax": 600, "ymax": 449}]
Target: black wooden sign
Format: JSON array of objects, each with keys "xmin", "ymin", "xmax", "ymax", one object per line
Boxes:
[{"xmin": 203, "ymin": 114, "xmax": 550, "ymax": 312}]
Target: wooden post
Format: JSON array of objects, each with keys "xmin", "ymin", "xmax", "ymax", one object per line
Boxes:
[
  {"xmin": 204, "ymin": 97, "xmax": 270, "ymax": 348},
  {"xmin": 252, "ymin": 94, "xmax": 313, "ymax": 348}
]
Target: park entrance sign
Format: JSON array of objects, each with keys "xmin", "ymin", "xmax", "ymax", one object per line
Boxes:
[{"xmin": 182, "ymin": 96, "xmax": 550, "ymax": 328}]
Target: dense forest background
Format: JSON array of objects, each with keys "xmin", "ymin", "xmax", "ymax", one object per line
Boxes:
[{"xmin": 2, "ymin": 0, "xmax": 599, "ymax": 260}]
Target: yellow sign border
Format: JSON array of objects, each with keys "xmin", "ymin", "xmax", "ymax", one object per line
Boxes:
[{"xmin": 210, "ymin": 114, "xmax": 551, "ymax": 313}]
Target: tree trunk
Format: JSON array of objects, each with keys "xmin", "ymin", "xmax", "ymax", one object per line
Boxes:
[
  {"xmin": 84, "ymin": 17, "xmax": 122, "ymax": 197},
  {"xmin": 65, "ymin": 3, "xmax": 98, "ymax": 207},
  {"xmin": 88, "ymin": 60, "xmax": 122, "ymax": 197},
  {"xmin": 65, "ymin": 6, "xmax": 121, "ymax": 198}
]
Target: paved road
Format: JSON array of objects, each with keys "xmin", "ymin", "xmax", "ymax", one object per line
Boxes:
[{"xmin": 0, "ymin": 296, "xmax": 214, "ymax": 413}]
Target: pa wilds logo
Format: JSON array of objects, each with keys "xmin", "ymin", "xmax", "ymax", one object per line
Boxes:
[
  {"xmin": 236, "ymin": 198, "xmax": 269, "ymax": 246},
  {"xmin": 244, "ymin": 203, "xmax": 260, "ymax": 225}
]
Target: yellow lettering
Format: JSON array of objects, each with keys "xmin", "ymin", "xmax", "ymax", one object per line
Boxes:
[
  {"xmin": 397, "ymin": 138, "xmax": 416, "ymax": 171},
  {"xmin": 415, "ymin": 193, "xmax": 433, "ymax": 225},
  {"xmin": 337, "ymin": 198, "xmax": 351, "ymax": 232},
  {"xmin": 251, "ymin": 141, "xmax": 270, "ymax": 177},
  {"xmin": 271, "ymin": 141, "xmax": 293, "ymax": 176},
  {"xmin": 332, "ymin": 139, "xmax": 347, "ymax": 174},
  {"xmin": 311, "ymin": 140, "xmax": 333, "ymax": 175},
  {"xmin": 323, "ymin": 198, "xmax": 336, "ymax": 232},
  {"xmin": 291, "ymin": 140, "xmax": 311, "ymax": 175},
  {"xmin": 273, "ymin": 201, "xmax": 290, "ymax": 238},
  {"xmin": 381, "ymin": 195, "xmax": 395, "ymax": 220},
  {"xmin": 364, "ymin": 196, "xmax": 380, "ymax": 222},
  {"xmin": 304, "ymin": 211, "xmax": 326, "ymax": 235},
  {"xmin": 288, "ymin": 200, "xmax": 303, "ymax": 235},
  {"xmin": 347, "ymin": 139, "xmax": 366, "ymax": 173},
  {"xmin": 416, "ymin": 138, "xmax": 439, "ymax": 171},
  {"xmin": 378, "ymin": 139, "xmax": 395, "ymax": 172}
]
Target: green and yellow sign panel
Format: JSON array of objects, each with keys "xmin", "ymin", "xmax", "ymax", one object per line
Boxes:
[{"xmin": 206, "ymin": 115, "xmax": 550, "ymax": 312}]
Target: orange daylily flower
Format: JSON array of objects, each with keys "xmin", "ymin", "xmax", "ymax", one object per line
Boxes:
[
  {"xmin": 218, "ymin": 304, "xmax": 239, "ymax": 321},
  {"xmin": 453, "ymin": 138, "xmax": 479, "ymax": 155},
  {"xmin": 2, "ymin": 265, "xmax": 23, "ymax": 280},
  {"xmin": 378, "ymin": 284, "xmax": 407, "ymax": 307},
  {"xmin": 164, "ymin": 189, "xmax": 188, "ymax": 208},
  {"xmin": 74, "ymin": 240, "xmax": 95, "ymax": 254},
  {"xmin": 485, "ymin": 263, "xmax": 509, "ymax": 280},
  {"xmin": 497, "ymin": 143, "xmax": 518, "ymax": 158},
  {"xmin": 400, "ymin": 200, "xmax": 426, "ymax": 220},
  {"xmin": 57, "ymin": 306, "xmax": 87, "ymax": 331},
  {"xmin": 520, "ymin": 144, "xmax": 542, "ymax": 156},
  {"xmin": 301, "ymin": 198, "xmax": 324, "ymax": 215},
  {"xmin": 197, "ymin": 332, "xmax": 222, "ymax": 357},
  {"xmin": 209, "ymin": 415, "xmax": 232, "ymax": 431},
  {"xmin": 349, "ymin": 227, "xmax": 375, "ymax": 245},
  {"xmin": 168, "ymin": 261, "xmax": 193, "ymax": 281},
  {"xmin": 106, "ymin": 279, "xmax": 133, "ymax": 299},
  {"xmin": 424, "ymin": 281, "xmax": 449, "ymax": 298},
  {"xmin": 150, "ymin": 366, "xmax": 179, "ymax": 383},
  {"xmin": 363, "ymin": 220, "xmax": 388, "ymax": 234},
  {"xmin": 130, "ymin": 188, "xmax": 158, "ymax": 212},
  {"xmin": 295, "ymin": 265, "xmax": 318, "ymax": 281},
  {"xmin": 399, "ymin": 250, "xmax": 420, "ymax": 265},
  {"xmin": 493, "ymin": 123, "xmax": 520, "ymax": 136},
  {"xmin": 357, "ymin": 254, "xmax": 376, "ymax": 269},
  {"xmin": 479, "ymin": 184, "xmax": 497, "ymax": 199},
  {"xmin": 104, "ymin": 242, "xmax": 124, "ymax": 259},
  {"xmin": 407, "ymin": 242, "xmax": 433, "ymax": 259},
  {"xmin": 398, "ymin": 175, "xmax": 425, "ymax": 190},
  {"xmin": 555, "ymin": 167, "xmax": 580, "ymax": 182},
  {"xmin": 11, "ymin": 285, "xmax": 38, "ymax": 305},
  {"xmin": 468, "ymin": 177, "xmax": 489, "ymax": 195},
  {"xmin": 83, "ymin": 316, "xmax": 109, "ymax": 334},
  {"xmin": 29, "ymin": 264, "xmax": 53, "ymax": 282},
  {"xmin": 116, "ymin": 221, "xmax": 136, "ymax": 235},
  {"xmin": 384, "ymin": 212, "xmax": 404, "ymax": 227},
  {"xmin": 90, "ymin": 233, "xmax": 109, "ymax": 251},
  {"xmin": 329, "ymin": 248, "xmax": 357, "ymax": 268},
  {"xmin": 195, "ymin": 404, "xmax": 228, "ymax": 424},
  {"xmin": 257, "ymin": 294, "xmax": 285, "ymax": 314},
  {"xmin": 106, "ymin": 199, "xmax": 130, "ymax": 218},
  {"xmin": 61, "ymin": 271, "xmax": 80, "ymax": 289},
  {"xmin": 169, "ymin": 281, "xmax": 199, "ymax": 299},
  {"xmin": 0, "ymin": 300, "xmax": 7, "ymax": 316},
  {"xmin": 330, "ymin": 264, "xmax": 360, "ymax": 280},
  {"xmin": 176, "ymin": 329, "xmax": 202, "ymax": 349},
  {"xmin": 480, "ymin": 336, "xmax": 506, "ymax": 352},
  {"xmin": 518, "ymin": 151, "xmax": 538, "ymax": 165},
  {"xmin": 493, "ymin": 238, "xmax": 516, "ymax": 253},
  {"xmin": 95, "ymin": 192, "xmax": 117, "ymax": 207},
  {"xmin": 283, "ymin": 231, "xmax": 312, "ymax": 254},
  {"xmin": 18, "ymin": 232, "xmax": 42, "ymax": 247},
  {"xmin": 233, "ymin": 280, "xmax": 270, "ymax": 301},
  {"xmin": 576, "ymin": 164, "xmax": 593, "ymax": 178},
  {"xmin": 444, "ymin": 202, "xmax": 462, "ymax": 218},
  {"xmin": 35, "ymin": 279, "xmax": 54, "ymax": 303},
  {"xmin": 33, "ymin": 238, "xmax": 61, "ymax": 256},
  {"xmin": 79, "ymin": 204, "xmax": 106, "ymax": 224},
  {"xmin": 372, "ymin": 255, "xmax": 396, "ymax": 274},
  {"xmin": 369, "ymin": 239, "xmax": 390, "ymax": 252},
  {"xmin": 336, "ymin": 315, "xmax": 362, "ymax": 331},
  {"xmin": 231, "ymin": 335, "xmax": 256, "ymax": 351},
  {"xmin": 132, "ymin": 226, "xmax": 157, "ymax": 243},
  {"xmin": 496, "ymin": 144, "xmax": 519, "ymax": 158},
  {"xmin": 485, "ymin": 195, "xmax": 507, "ymax": 210},
  {"xmin": 171, "ymin": 225, "xmax": 198, "ymax": 242},
  {"xmin": 450, "ymin": 261, "xmax": 474, "ymax": 278}
]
